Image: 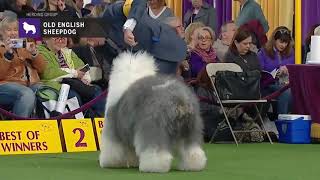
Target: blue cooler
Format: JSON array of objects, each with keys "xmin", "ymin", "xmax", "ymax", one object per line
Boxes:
[{"xmin": 275, "ymin": 114, "xmax": 312, "ymax": 144}]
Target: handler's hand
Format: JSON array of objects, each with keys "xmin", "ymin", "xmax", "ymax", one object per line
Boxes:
[{"xmin": 124, "ymin": 29, "xmax": 138, "ymax": 47}]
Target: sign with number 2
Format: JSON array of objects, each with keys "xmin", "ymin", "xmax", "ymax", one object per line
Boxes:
[{"xmin": 61, "ymin": 119, "xmax": 97, "ymax": 152}]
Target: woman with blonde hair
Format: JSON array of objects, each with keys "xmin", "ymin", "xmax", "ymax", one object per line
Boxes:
[
  {"xmin": 185, "ymin": 22, "xmax": 205, "ymax": 50},
  {"xmin": 189, "ymin": 26, "xmax": 217, "ymax": 78}
]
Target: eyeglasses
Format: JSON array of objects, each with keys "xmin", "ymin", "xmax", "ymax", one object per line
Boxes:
[{"xmin": 198, "ymin": 35, "xmax": 212, "ymax": 41}]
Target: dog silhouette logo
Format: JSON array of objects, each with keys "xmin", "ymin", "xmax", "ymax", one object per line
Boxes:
[
  {"xmin": 22, "ymin": 22, "xmax": 36, "ymax": 34},
  {"xmin": 19, "ymin": 18, "xmax": 41, "ymax": 38}
]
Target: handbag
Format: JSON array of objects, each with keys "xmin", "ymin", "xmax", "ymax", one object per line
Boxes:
[
  {"xmin": 61, "ymin": 78, "xmax": 96, "ymax": 100},
  {"xmin": 215, "ymin": 70, "xmax": 261, "ymax": 100}
]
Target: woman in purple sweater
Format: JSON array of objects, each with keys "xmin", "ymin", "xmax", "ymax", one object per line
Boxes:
[
  {"xmin": 190, "ymin": 26, "xmax": 217, "ymax": 78},
  {"xmin": 257, "ymin": 26, "xmax": 294, "ymax": 114}
]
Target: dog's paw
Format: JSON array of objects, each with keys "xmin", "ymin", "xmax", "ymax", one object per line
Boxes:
[
  {"xmin": 139, "ymin": 150, "xmax": 172, "ymax": 173},
  {"xmin": 177, "ymin": 146, "xmax": 207, "ymax": 171}
]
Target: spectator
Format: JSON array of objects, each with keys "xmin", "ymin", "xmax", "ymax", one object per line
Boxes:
[
  {"xmin": 213, "ymin": 21, "xmax": 237, "ymax": 62},
  {"xmin": 0, "ymin": 12, "xmax": 46, "ymax": 117},
  {"xmin": 233, "ymin": 0, "xmax": 269, "ymax": 33},
  {"xmin": 38, "ymin": 0, "xmax": 78, "ymax": 18},
  {"xmin": 185, "ymin": 22, "xmax": 205, "ymax": 51},
  {"xmin": 190, "ymin": 26, "xmax": 217, "ymax": 78},
  {"xmin": 38, "ymin": 37, "xmax": 105, "ymax": 116},
  {"xmin": 147, "ymin": 0, "xmax": 174, "ymax": 22},
  {"xmin": 82, "ymin": 3, "xmax": 94, "ymax": 17},
  {"xmin": 84, "ymin": 3, "xmax": 95, "ymax": 11},
  {"xmin": 258, "ymin": 26, "xmax": 293, "ymax": 114},
  {"xmin": 240, "ymin": 20, "xmax": 268, "ymax": 50},
  {"xmin": 184, "ymin": 0, "xmax": 217, "ymax": 32},
  {"xmin": 88, "ymin": 3, "xmax": 107, "ymax": 17},
  {"xmin": 65, "ymin": 0, "xmax": 85, "ymax": 17},
  {"xmin": 72, "ymin": 37, "xmax": 113, "ymax": 89},
  {"xmin": 225, "ymin": 27, "xmax": 260, "ymax": 72},
  {"xmin": 0, "ymin": 0, "xmax": 35, "ymax": 17},
  {"xmin": 177, "ymin": 22, "xmax": 204, "ymax": 78},
  {"xmin": 31, "ymin": 0, "xmax": 43, "ymax": 10},
  {"xmin": 224, "ymin": 27, "xmax": 264, "ymax": 141}
]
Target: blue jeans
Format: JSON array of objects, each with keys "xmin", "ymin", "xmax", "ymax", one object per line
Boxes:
[
  {"xmin": 262, "ymin": 83, "xmax": 292, "ymax": 114},
  {"xmin": 0, "ymin": 83, "xmax": 42, "ymax": 117}
]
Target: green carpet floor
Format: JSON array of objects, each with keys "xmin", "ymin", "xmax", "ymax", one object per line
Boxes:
[{"xmin": 0, "ymin": 143, "xmax": 319, "ymax": 180}]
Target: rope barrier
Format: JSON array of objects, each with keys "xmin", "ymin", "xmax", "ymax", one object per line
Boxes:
[
  {"xmin": 0, "ymin": 84, "xmax": 289, "ymax": 120},
  {"xmin": 0, "ymin": 90, "xmax": 108, "ymax": 120}
]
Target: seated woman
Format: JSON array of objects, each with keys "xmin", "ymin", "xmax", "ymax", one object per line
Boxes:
[
  {"xmin": 223, "ymin": 27, "xmax": 264, "ymax": 137},
  {"xmin": 0, "ymin": 12, "xmax": 46, "ymax": 117},
  {"xmin": 190, "ymin": 26, "xmax": 217, "ymax": 78},
  {"xmin": 224, "ymin": 27, "xmax": 261, "ymax": 72},
  {"xmin": 38, "ymin": 37, "xmax": 105, "ymax": 116},
  {"xmin": 177, "ymin": 22, "xmax": 204, "ymax": 79},
  {"xmin": 258, "ymin": 26, "xmax": 293, "ymax": 114},
  {"xmin": 185, "ymin": 22, "xmax": 205, "ymax": 51}
]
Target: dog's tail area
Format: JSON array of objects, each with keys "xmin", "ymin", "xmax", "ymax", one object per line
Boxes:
[{"xmin": 106, "ymin": 51, "xmax": 158, "ymax": 113}]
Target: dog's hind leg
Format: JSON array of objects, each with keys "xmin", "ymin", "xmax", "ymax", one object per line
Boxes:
[
  {"xmin": 99, "ymin": 128, "xmax": 138, "ymax": 168},
  {"xmin": 177, "ymin": 116, "xmax": 207, "ymax": 171},
  {"xmin": 134, "ymin": 132, "xmax": 173, "ymax": 173},
  {"xmin": 177, "ymin": 141, "xmax": 206, "ymax": 171}
]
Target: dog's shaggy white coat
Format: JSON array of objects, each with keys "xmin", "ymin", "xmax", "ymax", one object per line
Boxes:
[{"xmin": 100, "ymin": 51, "xmax": 206, "ymax": 173}]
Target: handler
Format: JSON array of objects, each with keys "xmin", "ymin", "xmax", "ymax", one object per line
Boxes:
[{"xmin": 102, "ymin": 0, "xmax": 187, "ymax": 74}]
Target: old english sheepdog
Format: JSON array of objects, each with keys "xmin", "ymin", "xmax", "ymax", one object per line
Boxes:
[{"xmin": 99, "ymin": 51, "xmax": 207, "ymax": 173}]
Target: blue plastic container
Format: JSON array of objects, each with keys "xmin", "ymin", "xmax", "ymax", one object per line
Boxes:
[{"xmin": 275, "ymin": 114, "xmax": 312, "ymax": 144}]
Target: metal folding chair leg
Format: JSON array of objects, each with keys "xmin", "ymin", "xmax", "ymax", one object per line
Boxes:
[{"xmin": 254, "ymin": 105, "xmax": 273, "ymax": 144}]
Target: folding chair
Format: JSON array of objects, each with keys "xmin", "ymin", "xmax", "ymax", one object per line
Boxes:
[{"xmin": 206, "ymin": 63, "xmax": 273, "ymax": 146}]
